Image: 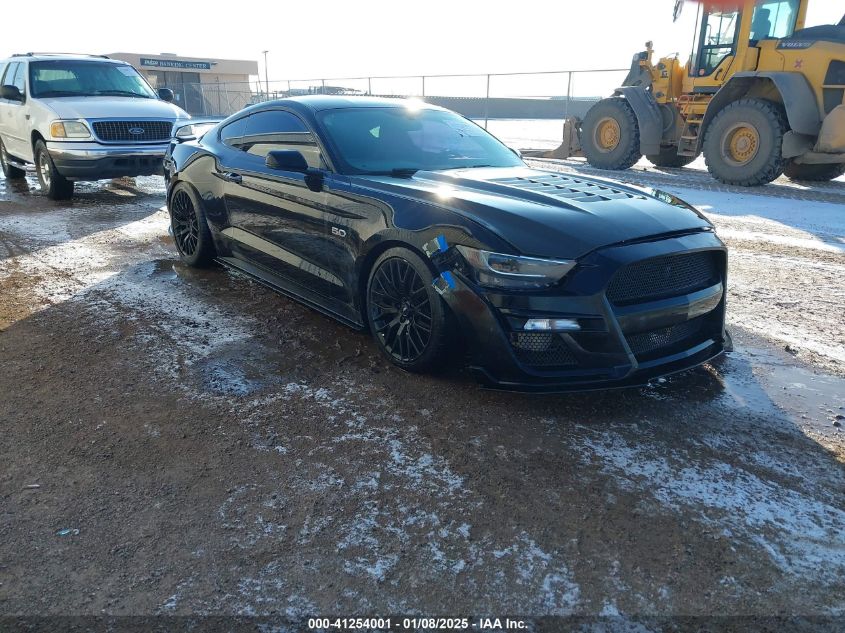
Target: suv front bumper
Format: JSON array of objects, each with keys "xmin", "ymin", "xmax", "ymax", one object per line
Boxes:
[{"xmin": 46, "ymin": 142, "xmax": 169, "ymax": 181}]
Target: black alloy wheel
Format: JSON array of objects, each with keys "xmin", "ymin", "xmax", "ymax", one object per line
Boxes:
[
  {"xmin": 366, "ymin": 248, "xmax": 453, "ymax": 372},
  {"xmin": 171, "ymin": 189, "xmax": 200, "ymax": 256},
  {"xmin": 168, "ymin": 183, "xmax": 215, "ymax": 267}
]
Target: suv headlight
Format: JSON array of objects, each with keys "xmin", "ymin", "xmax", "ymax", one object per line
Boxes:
[
  {"xmin": 50, "ymin": 120, "xmax": 92, "ymax": 139},
  {"xmin": 455, "ymin": 245, "xmax": 575, "ymax": 289},
  {"xmin": 174, "ymin": 121, "xmax": 219, "ymax": 141}
]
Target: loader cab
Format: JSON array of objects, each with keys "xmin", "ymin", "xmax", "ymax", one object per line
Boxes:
[{"xmin": 689, "ymin": 0, "xmax": 804, "ymax": 85}]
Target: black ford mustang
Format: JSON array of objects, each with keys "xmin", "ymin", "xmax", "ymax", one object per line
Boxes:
[{"xmin": 164, "ymin": 96, "xmax": 729, "ymax": 391}]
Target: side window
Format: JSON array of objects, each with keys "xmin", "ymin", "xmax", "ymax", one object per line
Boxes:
[
  {"xmin": 0, "ymin": 63, "xmax": 8, "ymax": 86},
  {"xmin": 751, "ymin": 0, "xmax": 800, "ymax": 41},
  {"xmin": 694, "ymin": 10, "xmax": 740, "ymax": 76},
  {"xmin": 2, "ymin": 62, "xmax": 19, "ymax": 89},
  {"xmin": 242, "ymin": 110, "xmax": 326, "ymax": 169},
  {"xmin": 219, "ymin": 116, "xmax": 249, "ymax": 148},
  {"xmin": 11, "ymin": 62, "xmax": 26, "ymax": 94}
]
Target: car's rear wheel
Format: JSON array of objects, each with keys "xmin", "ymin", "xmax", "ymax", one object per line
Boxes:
[
  {"xmin": 169, "ymin": 183, "xmax": 215, "ymax": 267},
  {"xmin": 34, "ymin": 140, "xmax": 74, "ymax": 200},
  {"xmin": 0, "ymin": 137, "xmax": 26, "ymax": 179},
  {"xmin": 703, "ymin": 99, "xmax": 787, "ymax": 186},
  {"xmin": 366, "ymin": 248, "xmax": 453, "ymax": 373}
]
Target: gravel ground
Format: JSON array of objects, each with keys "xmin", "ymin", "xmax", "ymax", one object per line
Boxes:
[{"xmin": 0, "ymin": 166, "xmax": 843, "ymax": 630}]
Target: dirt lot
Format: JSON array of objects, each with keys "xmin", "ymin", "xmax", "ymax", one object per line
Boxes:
[{"xmin": 1, "ymin": 163, "xmax": 844, "ymax": 629}]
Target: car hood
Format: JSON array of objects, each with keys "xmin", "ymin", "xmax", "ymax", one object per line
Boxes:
[
  {"xmin": 39, "ymin": 96, "xmax": 188, "ymax": 121},
  {"xmin": 354, "ymin": 166, "xmax": 713, "ymax": 259}
]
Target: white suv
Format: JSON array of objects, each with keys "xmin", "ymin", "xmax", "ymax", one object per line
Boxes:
[{"xmin": 0, "ymin": 53, "xmax": 189, "ymax": 200}]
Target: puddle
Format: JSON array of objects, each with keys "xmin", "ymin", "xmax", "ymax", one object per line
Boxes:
[{"xmin": 645, "ymin": 338, "xmax": 844, "ymax": 440}]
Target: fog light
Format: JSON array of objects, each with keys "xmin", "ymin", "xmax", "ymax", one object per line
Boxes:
[{"xmin": 524, "ymin": 318, "xmax": 580, "ymax": 332}]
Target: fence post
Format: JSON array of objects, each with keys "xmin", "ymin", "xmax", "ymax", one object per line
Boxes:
[
  {"xmin": 368, "ymin": 77, "xmax": 372, "ymax": 96},
  {"xmin": 321, "ymin": 79, "xmax": 326, "ymax": 95},
  {"xmin": 564, "ymin": 71, "xmax": 573, "ymax": 120},
  {"xmin": 421, "ymin": 76, "xmax": 426, "ymax": 98},
  {"xmin": 484, "ymin": 74, "xmax": 491, "ymax": 129}
]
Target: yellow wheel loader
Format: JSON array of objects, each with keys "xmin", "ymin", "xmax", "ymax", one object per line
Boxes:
[{"xmin": 573, "ymin": 0, "xmax": 845, "ymax": 185}]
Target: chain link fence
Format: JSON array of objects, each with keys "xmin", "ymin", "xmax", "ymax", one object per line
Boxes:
[{"xmin": 174, "ymin": 69, "xmax": 629, "ymax": 149}]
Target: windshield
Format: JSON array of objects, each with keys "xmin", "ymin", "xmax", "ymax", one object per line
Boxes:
[
  {"xmin": 28, "ymin": 60, "xmax": 157, "ymax": 99},
  {"xmin": 317, "ymin": 106, "xmax": 523, "ymax": 174}
]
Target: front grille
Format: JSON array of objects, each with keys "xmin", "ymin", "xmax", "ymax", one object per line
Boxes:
[
  {"xmin": 509, "ymin": 332, "xmax": 577, "ymax": 368},
  {"xmin": 92, "ymin": 120, "xmax": 173, "ymax": 142},
  {"xmin": 607, "ymin": 251, "xmax": 719, "ymax": 306},
  {"xmin": 626, "ymin": 317, "xmax": 707, "ymax": 358}
]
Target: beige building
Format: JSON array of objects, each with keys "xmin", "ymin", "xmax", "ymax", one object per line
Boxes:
[{"xmin": 108, "ymin": 52, "xmax": 259, "ymax": 115}]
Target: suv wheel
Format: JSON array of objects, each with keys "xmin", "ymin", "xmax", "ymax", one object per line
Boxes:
[
  {"xmin": 34, "ymin": 140, "xmax": 74, "ymax": 200},
  {"xmin": 0, "ymin": 138, "xmax": 26, "ymax": 179}
]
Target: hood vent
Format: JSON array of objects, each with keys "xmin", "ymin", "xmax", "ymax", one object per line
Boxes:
[{"xmin": 494, "ymin": 173, "xmax": 645, "ymax": 203}]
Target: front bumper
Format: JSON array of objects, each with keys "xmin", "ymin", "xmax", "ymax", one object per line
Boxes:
[
  {"xmin": 441, "ymin": 231, "xmax": 729, "ymax": 392},
  {"xmin": 46, "ymin": 142, "xmax": 169, "ymax": 181}
]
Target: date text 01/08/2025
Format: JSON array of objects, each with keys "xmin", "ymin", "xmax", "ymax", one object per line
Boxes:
[{"xmin": 307, "ymin": 617, "xmax": 528, "ymax": 630}]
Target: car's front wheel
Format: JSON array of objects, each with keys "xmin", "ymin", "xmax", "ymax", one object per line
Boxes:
[
  {"xmin": 34, "ymin": 140, "xmax": 74, "ymax": 200},
  {"xmin": 168, "ymin": 182, "xmax": 216, "ymax": 267},
  {"xmin": 366, "ymin": 248, "xmax": 453, "ymax": 373}
]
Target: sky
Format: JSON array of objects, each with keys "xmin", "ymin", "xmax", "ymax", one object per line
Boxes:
[{"xmin": 3, "ymin": 0, "xmax": 842, "ymax": 94}]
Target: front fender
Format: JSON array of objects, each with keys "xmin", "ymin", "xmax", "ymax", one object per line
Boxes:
[
  {"xmin": 613, "ymin": 86, "xmax": 663, "ymax": 155},
  {"xmin": 698, "ymin": 73, "xmax": 821, "ymax": 155}
]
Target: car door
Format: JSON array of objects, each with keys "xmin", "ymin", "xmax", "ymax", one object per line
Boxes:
[
  {"xmin": 0, "ymin": 62, "xmax": 30, "ymax": 160},
  {"xmin": 215, "ymin": 108, "xmax": 345, "ymax": 300},
  {"xmin": 0, "ymin": 61, "xmax": 8, "ymax": 148}
]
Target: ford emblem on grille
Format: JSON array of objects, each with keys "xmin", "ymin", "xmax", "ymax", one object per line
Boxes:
[{"xmin": 128, "ymin": 127, "xmax": 145, "ymax": 135}]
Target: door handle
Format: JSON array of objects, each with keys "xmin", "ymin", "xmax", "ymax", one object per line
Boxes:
[{"xmin": 221, "ymin": 172, "xmax": 242, "ymax": 184}]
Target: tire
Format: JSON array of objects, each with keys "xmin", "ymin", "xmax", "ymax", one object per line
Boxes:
[
  {"xmin": 34, "ymin": 139, "xmax": 74, "ymax": 200},
  {"xmin": 783, "ymin": 162, "xmax": 845, "ymax": 182},
  {"xmin": 0, "ymin": 137, "xmax": 26, "ymax": 179},
  {"xmin": 580, "ymin": 97, "xmax": 642, "ymax": 171},
  {"xmin": 366, "ymin": 247, "xmax": 453, "ymax": 373},
  {"xmin": 168, "ymin": 182, "xmax": 216, "ymax": 267},
  {"xmin": 646, "ymin": 146, "xmax": 697, "ymax": 168},
  {"xmin": 703, "ymin": 99, "xmax": 788, "ymax": 186}
]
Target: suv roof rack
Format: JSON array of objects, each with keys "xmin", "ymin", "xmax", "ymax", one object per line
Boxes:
[{"xmin": 11, "ymin": 52, "xmax": 111, "ymax": 59}]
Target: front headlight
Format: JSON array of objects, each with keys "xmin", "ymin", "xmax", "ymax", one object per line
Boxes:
[
  {"xmin": 455, "ymin": 245, "xmax": 575, "ymax": 289},
  {"xmin": 50, "ymin": 120, "xmax": 92, "ymax": 139},
  {"xmin": 174, "ymin": 122, "xmax": 218, "ymax": 141}
]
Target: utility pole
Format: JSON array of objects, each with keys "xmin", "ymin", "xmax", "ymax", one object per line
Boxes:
[{"xmin": 262, "ymin": 50, "xmax": 270, "ymax": 98}]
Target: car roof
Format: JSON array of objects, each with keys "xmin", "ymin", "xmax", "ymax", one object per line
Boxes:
[
  {"xmin": 258, "ymin": 95, "xmax": 446, "ymax": 112},
  {"xmin": 2, "ymin": 54, "xmax": 126, "ymax": 64}
]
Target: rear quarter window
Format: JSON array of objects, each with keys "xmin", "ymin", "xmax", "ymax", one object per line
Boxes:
[{"xmin": 219, "ymin": 116, "xmax": 249, "ymax": 147}]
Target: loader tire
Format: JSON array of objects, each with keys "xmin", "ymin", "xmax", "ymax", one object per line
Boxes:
[
  {"xmin": 646, "ymin": 146, "xmax": 697, "ymax": 168},
  {"xmin": 783, "ymin": 162, "xmax": 845, "ymax": 182},
  {"xmin": 581, "ymin": 97, "xmax": 642, "ymax": 171},
  {"xmin": 703, "ymin": 98, "xmax": 788, "ymax": 186}
]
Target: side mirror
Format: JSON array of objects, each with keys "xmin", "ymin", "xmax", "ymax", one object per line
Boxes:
[
  {"xmin": 265, "ymin": 150, "xmax": 309, "ymax": 172},
  {"xmin": 158, "ymin": 88, "xmax": 174, "ymax": 102},
  {"xmin": 1, "ymin": 85, "xmax": 23, "ymax": 102}
]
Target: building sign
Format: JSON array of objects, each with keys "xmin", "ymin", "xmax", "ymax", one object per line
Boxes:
[{"xmin": 140, "ymin": 58, "xmax": 212, "ymax": 70}]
